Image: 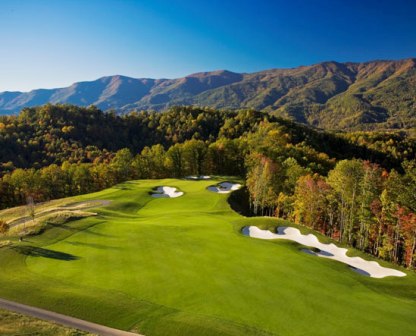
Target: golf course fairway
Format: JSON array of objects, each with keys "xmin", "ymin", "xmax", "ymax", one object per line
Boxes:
[{"xmin": 0, "ymin": 178, "xmax": 415, "ymax": 336}]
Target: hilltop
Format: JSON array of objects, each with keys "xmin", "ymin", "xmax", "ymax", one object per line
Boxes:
[{"xmin": 1, "ymin": 59, "xmax": 415, "ymax": 130}]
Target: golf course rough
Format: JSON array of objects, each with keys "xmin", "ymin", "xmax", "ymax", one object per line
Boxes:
[{"xmin": 0, "ymin": 178, "xmax": 415, "ymax": 336}]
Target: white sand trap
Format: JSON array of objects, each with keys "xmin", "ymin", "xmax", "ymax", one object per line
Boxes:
[
  {"xmin": 207, "ymin": 182, "xmax": 242, "ymax": 194},
  {"xmin": 186, "ymin": 175, "xmax": 211, "ymax": 180},
  {"xmin": 151, "ymin": 186, "xmax": 183, "ymax": 198},
  {"xmin": 242, "ymin": 226, "xmax": 406, "ymax": 278}
]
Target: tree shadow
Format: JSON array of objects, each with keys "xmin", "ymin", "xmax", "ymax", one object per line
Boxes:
[
  {"xmin": 113, "ymin": 183, "xmax": 134, "ymax": 190},
  {"xmin": 46, "ymin": 222, "xmax": 83, "ymax": 232},
  {"xmin": 12, "ymin": 246, "xmax": 80, "ymax": 261},
  {"xmin": 83, "ymin": 228, "xmax": 113, "ymax": 237},
  {"xmin": 46, "ymin": 221, "xmax": 112, "ymax": 237},
  {"xmin": 227, "ymin": 187, "xmax": 256, "ymax": 217},
  {"xmin": 65, "ymin": 241, "xmax": 120, "ymax": 250}
]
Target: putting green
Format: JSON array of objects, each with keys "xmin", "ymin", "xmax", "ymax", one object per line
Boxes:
[{"xmin": 0, "ymin": 178, "xmax": 415, "ymax": 336}]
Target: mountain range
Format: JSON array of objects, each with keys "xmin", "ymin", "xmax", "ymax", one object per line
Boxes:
[{"xmin": 1, "ymin": 58, "xmax": 415, "ymax": 130}]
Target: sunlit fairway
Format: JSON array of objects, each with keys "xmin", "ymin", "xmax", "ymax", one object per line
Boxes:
[{"xmin": 0, "ymin": 178, "xmax": 415, "ymax": 336}]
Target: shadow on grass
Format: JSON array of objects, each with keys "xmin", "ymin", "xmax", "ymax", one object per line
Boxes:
[
  {"xmin": 113, "ymin": 182, "xmax": 135, "ymax": 190},
  {"xmin": 65, "ymin": 241, "xmax": 120, "ymax": 250},
  {"xmin": 83, "ymin": 228, "xmax": 113, "ymax": 237},
  {"xmin": 12, "ymin": 246, "xmax": 80, "ymax": 261},
  {"xmin": 46, "ymin": 221, "xmax": 112, "ymax": 237},
  {"xmin": 228, "ymin": 187, "xmax": 256, "ymax": 217},
  {"xmin": 46, "ymin": 222, "xmax": 83, "ymax": 231}
]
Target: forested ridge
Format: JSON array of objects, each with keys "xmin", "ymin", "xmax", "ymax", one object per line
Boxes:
[
  {"xmin": 1, "ymin": 58, "xmax": 416, "ymax": 131},
  {"xmin": 0, "ymin": 104, "xmax": 415, "ymax": 269}
]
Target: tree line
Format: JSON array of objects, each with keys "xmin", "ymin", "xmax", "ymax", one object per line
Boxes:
[
  {"xmin": 248, "ymin": 157, "xmax": 416, "ymax": 268},
  {"xmin": 0, "ymin": 104, "xmax": 415, "ymax": 269},
  {"xmin": 0, "ymin": 138, "xmax": 246, "ymax": 209},
  {"xmin": 245, "ymin": 124, "xmax": 416, "ymax": 269},
  {"xmin": 0, "ymin": 104, "xmax": 413, "ymax": 176}
]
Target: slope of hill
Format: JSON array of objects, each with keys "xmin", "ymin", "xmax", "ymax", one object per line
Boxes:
[
  {"xmin": 0, "ymin": 179, "xmax": 415, "ymax": 336},
  {"xmin": 1, "ymin": 59, "xmax": 415, "ymax": 130},
  {"xmin": 1, "ymin": 105, "xmax": 413, "ymax": 179}
]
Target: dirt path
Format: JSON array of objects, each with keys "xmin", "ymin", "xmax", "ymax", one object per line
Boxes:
[{"xmin": 0, "ymin": 298, "xmax": 143, "ymax": 336}]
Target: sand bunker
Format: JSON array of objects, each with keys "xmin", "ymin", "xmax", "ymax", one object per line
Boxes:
[
  {"xmin": 207, "ymin": 182, "xmax": 242, "ymax": 194},
  {"xmin": 151, "ymin": 186, "xmax": 183, "ymax": 198},
  {"xmin": 186, "ymin": 175, "xmax": 211, "ymax": 180},
  {"xmin": 242, "ymin": 226, "xmax": 406, "ymax": 278}
]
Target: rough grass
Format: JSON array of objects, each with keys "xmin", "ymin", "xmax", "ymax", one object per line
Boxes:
[
  {"xmin": 0, "ymin": 308, "xmax": 94, "ymax": 336},
  {"xmin": 2, "ymin": 198, "xmax": 105, "ymax": 238},
  {"xmin": 0, "ymin": 197, "xmax": 78, "ymax": 222},
  {"xmin": 0, "ymin": 178, "xmax": 415, "ymax": 336}
]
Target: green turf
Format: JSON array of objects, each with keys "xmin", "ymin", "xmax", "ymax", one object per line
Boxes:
[{"xmin": 0, "ymin": 178, "xmax": 415, "ymax": 336}]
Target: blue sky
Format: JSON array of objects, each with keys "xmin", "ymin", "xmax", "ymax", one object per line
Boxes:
[{"xmin": 1, "ymin": 0, "xmax": 415, "ymax": 91}]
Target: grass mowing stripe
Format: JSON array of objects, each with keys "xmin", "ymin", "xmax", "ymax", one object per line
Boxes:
[{"xmin": 0, "ymin": 178, "xmax": 415, "ymax": 336}]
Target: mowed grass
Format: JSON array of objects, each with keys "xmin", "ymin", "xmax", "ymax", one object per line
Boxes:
[{"xmin": 0, "ymin": 178, "xmax": 415, "ymax": 336}]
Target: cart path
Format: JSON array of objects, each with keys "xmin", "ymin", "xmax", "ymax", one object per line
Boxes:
[{"xmin": 0, "ymin": 297, "xmax": 143, "ymax": 336}]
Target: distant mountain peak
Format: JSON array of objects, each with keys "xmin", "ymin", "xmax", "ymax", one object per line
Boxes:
[
  {"xmin": 0, "ymin": 58, "xmax": 415, "ymax": 130},
  {"xmin": 186, "ymin": 69, "xmax": 238, "ymax": 77}
]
